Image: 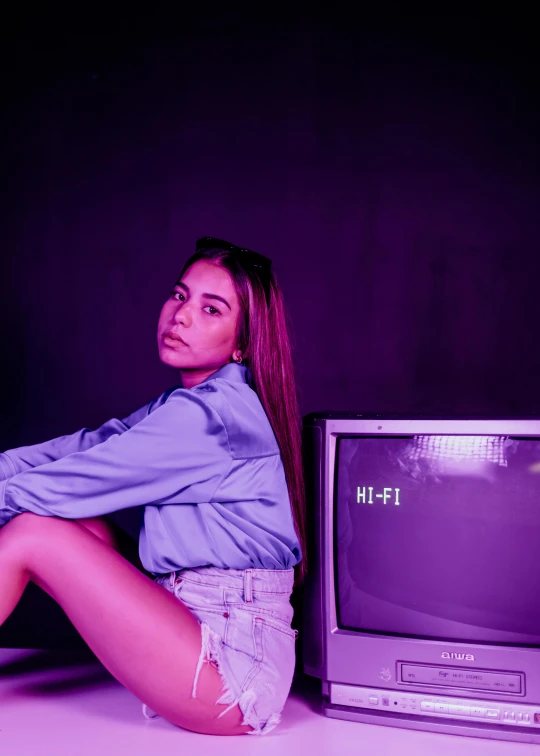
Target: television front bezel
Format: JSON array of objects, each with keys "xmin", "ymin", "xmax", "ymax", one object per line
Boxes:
[{"xmin": 303, "ymin": 415, "xmax": 540, "ymax": 707}]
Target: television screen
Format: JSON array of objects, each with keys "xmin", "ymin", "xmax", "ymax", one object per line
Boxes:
[{"xmin": 335, "ymin": 435, "xmax": 540, "ymax": 645}]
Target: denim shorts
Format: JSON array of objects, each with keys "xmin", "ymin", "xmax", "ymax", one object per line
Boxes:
[{"xmin": 141, "ymin": 566, "xmax": 297, "ymax": 735}]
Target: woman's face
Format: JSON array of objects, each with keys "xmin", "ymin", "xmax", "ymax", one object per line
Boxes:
[{"xmin": 157, "ymin": 260, "xmax": 241, "ymax": 388}]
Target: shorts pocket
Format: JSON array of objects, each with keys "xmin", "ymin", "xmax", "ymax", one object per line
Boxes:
[
  {"xmin": 256, "ymin": 614, "xmax": 298, "ymax": 641},
  {"xmin": 224, "ymin": 605, "xmax": 265, "ymax": 659},
  {"xmin": 223, "ymin": 605, "xmax": 298, "ymax": 664},
  {"xmin": 172, "ymin": 579, "xmax": 225, "ymax": 618},
  {"xmin": 223, "ymin": 606, "xmax": 297, "ymax": 695},
  {"xmin": 224, "ymin": 588, "xmax": 294, "ymax": 629}
]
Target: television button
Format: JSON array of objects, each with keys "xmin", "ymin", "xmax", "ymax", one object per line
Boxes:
[
  {"xmin": 449, "ymin": 705, "xmax": 470, "ymax": 716},
  {"xmin": 434, "ymin": 704, "xmax": 449, "ymax": 714},
  {"xmin": 524, "ymin": 713, "xmax": 530, "ymax": 722},
  {"xmin": 381, "ymin": 696, "xmax": 390, "ymax": 706},
  {"xmin": 368, "ymin": 696, "xmax": 378, "ymax": 705},
  {"xmin": 470, "ymin": 707, "xmax": 487, "ymax": 718},
  {"xmin": 421, "ymin": 702, "xmax": 435, "ymax": 712}
]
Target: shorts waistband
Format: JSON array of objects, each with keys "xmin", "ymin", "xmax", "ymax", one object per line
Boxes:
[{"xmin": 169, "ymin": 566, "xmax": 294, "ymax": 595}]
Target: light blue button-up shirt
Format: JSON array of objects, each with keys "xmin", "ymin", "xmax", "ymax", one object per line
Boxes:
[{"xmin": 0, "ymin": 363, "xmax": 302, "ymax": 574}]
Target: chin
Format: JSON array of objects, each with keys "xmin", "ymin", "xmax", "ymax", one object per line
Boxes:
[{"xmin": 158, "ymin": 350, "xmax": 184, "ymax": 368}]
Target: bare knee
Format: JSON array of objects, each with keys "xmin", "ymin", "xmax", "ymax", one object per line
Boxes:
[
  {"xmin": 0, "ymin": 512, "xmax": 44, "ymax": 541},
  {"xmin": 0, "ymin": 513, "xmax": 59, "ymax": 561},
  {"xmin": 1, "ymin": 513, "xmax": 118, "ymax": 555}
]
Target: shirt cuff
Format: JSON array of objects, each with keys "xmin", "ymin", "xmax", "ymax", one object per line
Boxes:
[
  {"xmin": 0, "ymin": 453, "xmax": 15, "ymax": 481},
  {"xmin": 0, "ymin": 479, "xmax": 11, "ymax": 527}
]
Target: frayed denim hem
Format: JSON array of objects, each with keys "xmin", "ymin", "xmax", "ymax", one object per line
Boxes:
[{"xmin": 142, "ymin": 621, "xmax": 282, "ymax": 735}]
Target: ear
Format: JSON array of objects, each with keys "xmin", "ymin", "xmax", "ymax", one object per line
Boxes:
[{"xmin": 232, "ymin": 350, "xmax": 243, "ymax": 363}]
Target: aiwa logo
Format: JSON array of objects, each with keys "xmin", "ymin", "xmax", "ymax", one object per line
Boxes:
[{"xmin": 441, "ymin": 652, "xmax": 475, "ymax": 661}]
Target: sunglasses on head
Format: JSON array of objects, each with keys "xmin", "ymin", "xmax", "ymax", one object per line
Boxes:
[{"xmin": 195, "ymin": 237, "xmax": 272, "ymax": 274}]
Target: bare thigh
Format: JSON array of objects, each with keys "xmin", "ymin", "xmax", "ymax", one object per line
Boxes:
[
  {"xmin": 1, "ymin": 513, "xmax": 251, "ymax": 736},
  {"xmin": 74, "ymin": 515, "xmax": 153, "ymax": 577}
]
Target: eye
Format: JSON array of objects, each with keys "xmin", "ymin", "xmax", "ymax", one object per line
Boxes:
[
  {"xmin": 203, "ymin": 305, "xmax": 221, "ymax": 316},
  {"xmin": 171, "ymin": 291, "xmax": 185, "ymax": 301}
]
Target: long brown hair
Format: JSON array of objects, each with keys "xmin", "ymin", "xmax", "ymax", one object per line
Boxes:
[{"xmin": 178, "ymin": 246, "xmax": 307, "ymax": 583}]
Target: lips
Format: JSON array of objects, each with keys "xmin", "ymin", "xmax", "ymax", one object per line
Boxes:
[{"xmin": 163, "ymin": 330, "xmax": 187, "ymax": 346}]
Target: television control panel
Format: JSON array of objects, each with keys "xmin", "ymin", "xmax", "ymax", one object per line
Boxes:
[
  {"xmin": 399, "ymin": 662, "xmax": 523, "ymax": 694},
  {"xmin": 330, "ymin": 683, "xmax": 540, "ymax": 728}
]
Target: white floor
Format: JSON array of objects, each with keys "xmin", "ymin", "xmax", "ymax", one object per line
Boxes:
[{"xmin": 0, "ymin": 648, "xmax": 537, "ymax": 755}]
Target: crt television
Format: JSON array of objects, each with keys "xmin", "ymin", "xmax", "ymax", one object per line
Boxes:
[{"xmin": 302, "ymin": 413, "xmax": 540, "ymax": 745}]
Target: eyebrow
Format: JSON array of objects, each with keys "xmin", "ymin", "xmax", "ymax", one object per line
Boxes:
[{"xmin": 175, "ymin": 281, "xmax": 232, "ymax": 311}]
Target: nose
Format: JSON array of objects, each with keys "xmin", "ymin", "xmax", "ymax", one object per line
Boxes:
[{"xmin": 173, "ymin": 300, "xmax": 192, "ymax": 328}]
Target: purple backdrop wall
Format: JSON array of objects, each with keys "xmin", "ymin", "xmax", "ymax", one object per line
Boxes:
[{"xmin": 1, "ymin": 10, "xmax": 539, "ymax": 647}]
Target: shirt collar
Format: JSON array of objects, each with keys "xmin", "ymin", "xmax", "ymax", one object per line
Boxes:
[{"xmin": 192, "ymin": 362, "xmax": 252, "ymax": 388}]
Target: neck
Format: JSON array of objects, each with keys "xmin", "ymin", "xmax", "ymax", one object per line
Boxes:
[{"xmin": 179, "ymin": 365, "xmax": 226, "ymax": 389}]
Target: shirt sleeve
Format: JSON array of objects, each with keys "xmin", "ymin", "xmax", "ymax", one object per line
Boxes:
[
  {"xmin": 0, "ymin": 389, "xmax": 232, "ymax": 527},
  {"xmin": 0, "ymin": 397, "xmax": 164, "ymax": 481}
]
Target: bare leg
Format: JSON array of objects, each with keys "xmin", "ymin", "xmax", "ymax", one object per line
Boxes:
[
  {"xmin": 0, "ymin": 513, "xmax": 251, "ymax": 736},
  {"xmin": 74, "ymin": 516, "xmax": 119, "ymax": 549},
  {"xmin": 74, "ymin": 516, "xmax": 153, "ymax": 577}
]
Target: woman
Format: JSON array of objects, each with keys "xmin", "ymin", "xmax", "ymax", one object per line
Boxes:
[{"xmin": 0, "ymin": 237, "xmax": 306, "ymax": 736}]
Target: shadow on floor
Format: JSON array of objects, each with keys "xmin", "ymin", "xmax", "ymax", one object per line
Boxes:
[
  {"xmin": 0, "ymin": 648, "xmax": 118, "ymax": 699},
  {"xmin": 0, "ymin": 647, "xmax": 99, "ymax": 677}
]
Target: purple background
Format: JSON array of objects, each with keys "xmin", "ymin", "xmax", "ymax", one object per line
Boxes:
[{"xmin": 1, "ymin": 8, "xmax": 539, "ymax": 647}]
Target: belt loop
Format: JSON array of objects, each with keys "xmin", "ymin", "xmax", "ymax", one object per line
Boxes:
[
  {"xmin": 244, "ymin": 570, "xmax": 253, "ymax": 603},
  {"xmin": 169, "ymin": 571, "xmax": 176, "ymax": 590}
]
